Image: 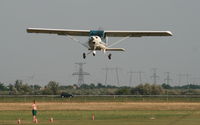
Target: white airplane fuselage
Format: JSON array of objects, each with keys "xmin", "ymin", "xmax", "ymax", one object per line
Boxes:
[{"xmin": 88, "ymin": 36, "xmax": 107, "ymax": 51}]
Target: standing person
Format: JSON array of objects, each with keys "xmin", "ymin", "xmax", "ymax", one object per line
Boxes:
[{"xmin": 32, "ymin": 100, "xmax": 38, "ymax": 123}]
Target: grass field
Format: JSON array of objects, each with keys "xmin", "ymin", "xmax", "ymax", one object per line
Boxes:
[
  {"xmin": 1, "ymin": 110, "xmax": 200, "ymax": 125},
  {"xmin": 0, "ymin": 101, "xmax": 200, "ymax": 125},
  {"xmin": 1, "ymin": 95, "xmax": 200, "ymax": 103},
  {"xmin": 1, "ymin": 96, "xmax": 200, "ymax": 125}
]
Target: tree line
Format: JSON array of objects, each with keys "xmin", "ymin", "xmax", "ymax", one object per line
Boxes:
[{"xmin": 0, "ymin": 80, "xmax": 200, "ymax": 95}]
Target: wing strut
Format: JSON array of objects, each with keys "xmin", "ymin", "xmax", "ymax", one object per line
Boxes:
[
  {"xmin": 108, "ymin": 36, "xmax": 130, "ymax": 48},
  {"xmin": 66, "ymin": 35, "xmax": 89, "ymax": 49}
]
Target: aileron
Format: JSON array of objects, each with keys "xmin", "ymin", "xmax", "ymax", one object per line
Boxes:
[
  {"xmin": 27, "ymin": 28, "xmax": 90, "ymax": 36},
  {"xmin": 105, "ymin": 31, "xmax": 172, "ymax": 37}
]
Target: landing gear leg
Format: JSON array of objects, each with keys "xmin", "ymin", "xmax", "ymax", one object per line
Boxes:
[
  {"xmin": 108, "ymin": 53, "xmax": 112, "ymax": 60},
  {"xmin": 83, "ymin": 53, "xmax": 86, "ymax": 59}
]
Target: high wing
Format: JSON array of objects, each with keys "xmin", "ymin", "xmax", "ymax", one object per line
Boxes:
[
  {"xmin": 105, "ymin": 30, "xmax": 172, "ymax": 37},
  {"xmin": 27, "ymin": 28, "xmax": 90, "ymax": 36},
  {"xmin": 27, "ymin": 28, "xmax": 172, "ymax": 37}
]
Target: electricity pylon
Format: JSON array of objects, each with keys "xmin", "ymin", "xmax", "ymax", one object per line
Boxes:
[{"xmin": 72, "ymin": 62, "xmax": 89, "ymax": 86}]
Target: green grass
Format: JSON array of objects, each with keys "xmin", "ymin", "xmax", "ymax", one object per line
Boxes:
[
  {"xmin": 1, "ymin": 96, "xmax": 200, "ymax": 125},
  {"xmin": 1, "ymin": 95, "xmax": 200, "ymax": 103},
  {"xmin": 0, "ymin": 110, "xmax": 200, "ymax": 125}
]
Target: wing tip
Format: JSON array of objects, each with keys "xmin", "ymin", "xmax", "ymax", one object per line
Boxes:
[
  {"xmin": 26, "ymin": 28, "xmax": 34, "ymax": 33},
  {"xmin": 26, "ymin": 29, "xmax": 30, "ymax": 33},
  {"xmin": 166, "ymin": 31, "xmax": 173, "ymax": 36}
]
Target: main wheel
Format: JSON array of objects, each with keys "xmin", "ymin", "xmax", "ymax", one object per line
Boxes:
[
  {"xmin": 83, "ymin": 53, "xmax": 86, "ymax": 59},
  {"xmin": 108, "ymin": 54, "xmax": 112, "ymax": 60},
  {"xmin": 92, "ymin": 51, "xmax": 96, "ymax": 56}
]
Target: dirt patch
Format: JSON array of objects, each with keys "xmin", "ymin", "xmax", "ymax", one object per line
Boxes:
[{"xmin": 0, "ymin": 102, "xmax": 200, "ymax": 111}]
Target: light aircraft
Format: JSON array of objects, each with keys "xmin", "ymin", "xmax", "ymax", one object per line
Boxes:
[{"xmin": 26, "ymin": 28, "xmax": 172, "ymax": 60}]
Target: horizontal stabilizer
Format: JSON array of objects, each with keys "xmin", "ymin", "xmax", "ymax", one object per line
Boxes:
[{"xmin": 105, "ymin": 48, "xmax": 125, "ymax": 51}]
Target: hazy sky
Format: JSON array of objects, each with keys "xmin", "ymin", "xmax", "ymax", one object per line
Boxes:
[{"xmin": 0, "ymin": 0, "xmax": 200, "ymax": 86}]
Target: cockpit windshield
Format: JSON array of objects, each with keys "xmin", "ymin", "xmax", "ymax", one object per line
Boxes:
[{"xmin": 89, "ymin": 30, "xmax": 104, "ymax": 38}]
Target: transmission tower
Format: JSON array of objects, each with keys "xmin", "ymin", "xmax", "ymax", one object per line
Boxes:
[
  {"xmin": 102, "ymin": 67, "xmax": 121, "ymax": 86},
  {"xmin": 115, "ymin": 67, "xmax": 121, "ymax": 86},
  {"xmin": 102, "ymin": 67, "xmax": 114, "ymax": 86},
  {"xmin": 178, "ymin": 73, "xmax": 190, "ymax": 85},
  {"xmin": 164, "ymin": 72, "xmax": 172, "ymax": 85},
  {"xmin": 178, "ymin": 73, "xmax": 184, "ymax": 85},
  {"xmin": 185, "ymin": 73, "xmax": 190, "ymax": 85},
  {"xmin": 128, "ymin": 70, "xmax": 134, "ymax": 87},
  {"xmin": 128, "ymin": 71, "xmax": 144, "ymax": 86},
  {"xmin": 72, "ymin": 62, "xmax": 89, "ymax": 86},
  {"xmin": 151, "ymin": 68, "xmax": 159, "ymax": 84},
  {"xmin": 135, "ymin": 71, "xmax": 144, "ymax": 84},
  {"xmin": 191, "ymin": 77, "xmax": 200, "ymax": 85}
]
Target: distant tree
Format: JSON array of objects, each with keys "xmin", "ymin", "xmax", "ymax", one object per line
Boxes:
[
  {"xmin": 79, "ymin": 83, "xmax": 96, "ymax": 89},
  {"xmin": 14, "ymin": 80, "xmax": 23, "ymax": 92},
  {"xmin": 80, "ymin": 84, "xmax": 90, "ymax": 89},
  {"xmin": 151, "ymin": 84, "xmax": 164, "ymax": 95},
  {"xmin": 0, "ymin": 83, "xmax": 8, "ymax": 91},
  {"xmin": 72, "ymin": 84, "xmax": 78, "ymax": 89},
  {"xmin": 8, "ymin": 84, "xmax": 17, "ymax": 95},
  {"xmin": 182, "ymin": 84, "xmax": 200, "ymax": 89},
  {"xmin": 162, "ymin": 83, "xmax": 172, "ymax": 89},
  {"xmin": 115, "ymin": 88, "xmax": 131, "ymax": 95},
  {"xmin": 131, "ymin": 84, "xmax": 145, "ymax": 95},
  {"xmin": 42, "ymin": 86, "xmax": 53, "ymax": 95},
  {"xmin": 106, "ymin": 85, "xmax": 117, "ymax": 88},
  {"xmin": 45, "ymin": 81, "xmax": 59, "ymax": 94},
  {"xmin": 89, "ymin": 83, "xmax": 95, "ymax": 89},
  {"xmin": 29, "ymin": 84, "xmax": 41, "ymax": 95},
  {"xmin": 59, "ymin": 85, "xmax": 74, "ymax": 90},
  {"xmin": 97, "ymin": 83, "xmax": 105, "ymax": 88},
  {"xmin": 20, "ymin": 84, "xmax": 32, "ymax": 94},
  {"xmin": 131, "ymin": 83, "xmax": 164, "ymax": 95},
  {"xmin": 30, "ymin": 84, "xmax": 41, "ymax": 90}
]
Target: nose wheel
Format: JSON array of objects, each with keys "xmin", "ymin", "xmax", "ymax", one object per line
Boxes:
[
  {"xmin": 108, "ymin": 53, "xmax": 112, "ymax": 60},
  {"xmin": 92, "ymin": 51, "xmax": 96, "ymax": 56}
]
